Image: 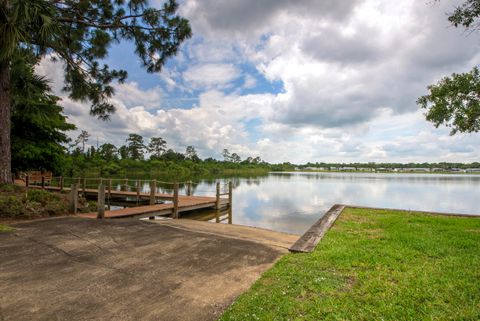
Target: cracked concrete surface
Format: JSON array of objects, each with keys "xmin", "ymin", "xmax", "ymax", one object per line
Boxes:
[{"xmin": 0, "ymin": 217, "xmax": 289, "ymax": 321}]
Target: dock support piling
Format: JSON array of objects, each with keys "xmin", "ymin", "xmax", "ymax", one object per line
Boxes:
[
  {"xmin": 123, "ymin": 178, "xmax": 128, "ymax": 191},
  {"xmin": 228, "ymin": 181, "xmax": 233, "ymax": 224},
  {"xmin": 187, "ymin": 181, "xmax": 192, "ymax": 196},
  {"xmin": 41, "ymin": 176, "xmax": 45, "ymax": 189},
  {"xmin": 215, "ymin": 182, "xmax": 220, "ymax": 223},
  {"xmin": 69, "ymin": 184, "xmax": 78, "ymax": 214},
  {"xmin": 173, "ymin": 182, "xmax": 179, "ymax": 219},
  {"xmin": 215, "ymin": 182, "xmax": 220, "ymax": 209},
  {"xmin": 108, "ymin": 179, "xmax": 112, "ymax": 210},
  {"xmin": 136, "ymin": 180, "xmax": 140, "ymax": 204},
  {"xmin": 149, "ymin": 180, "xmax": 156, "ymax": 205},
  {"xmin": 97, "ymin": 183, "xmax": 105, "ymax": 219},
  {"xmin": 25, "ymin": 175, "xmax": 29, "ymax": 189}
]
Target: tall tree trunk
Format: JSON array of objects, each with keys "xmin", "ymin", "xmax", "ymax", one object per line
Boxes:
[{"xmin": 0, "ymin": 61, "xmax": 12, "ymax": 184}]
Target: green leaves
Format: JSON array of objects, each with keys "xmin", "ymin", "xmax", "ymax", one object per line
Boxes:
[
  {"xmin": 0, "ymin": 0, "xmax": 57, "ymax": 61},
  {"xmin": 148, "ymin": 137, "xmax": 167, "ymax": 159},
  {"xmin": 126, "ymin": 133, "xmax": 146, "ymax": 160},
  {"xmin": 417, "ymin": 66, "xmax": 480, "ymax": 135},
  {"xmin": 448, "ymin": 0, "xmax": 480, "ymax": 29},
  {"xmin": 419, "ymin": 1, "xmax": 480, "ymax": 135},
  {"xmin": 10, "ymin": 51, "xmax": 75, "ymax": 173}
]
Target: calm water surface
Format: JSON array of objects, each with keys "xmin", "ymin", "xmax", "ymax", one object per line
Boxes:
[{"xmin": 190, "ymin": 172, "xmax": 480, "ymax": 234}]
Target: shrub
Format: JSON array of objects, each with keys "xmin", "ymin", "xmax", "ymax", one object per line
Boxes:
[
  {"xmin": 27, "ymin": 189, "xmax": 61, "ymax": 205},
  {"xmin": 0, "ymin": 195, "xmax": 24, "ymax": 218},
  {"xmin": 0, "ymin": 224, "xmax": 14, "ymax": 233},
  {"xmin": 0, "ymin": 185, "xmax": 71, "ymax": 219},
  {"xmin": 43, "ymin": 200, "xmax": 68, "ymax": 216},
  {"xmin": 0, "ymin": 183, "xmax": 24, "ymax": 193}
]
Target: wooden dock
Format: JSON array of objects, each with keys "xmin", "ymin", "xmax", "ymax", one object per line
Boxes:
[
  {"xmin": 77, "ymin": 196, "xmax": 228, "ymax": 219},
  {"xmin": 24, "ymin": 177, "xmax": 232, "ymax": 220}
]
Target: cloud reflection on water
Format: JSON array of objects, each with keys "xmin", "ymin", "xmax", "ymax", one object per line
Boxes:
[{"xmin": 224, "ymin": 172, "xmax": 480, "ymax": 234}]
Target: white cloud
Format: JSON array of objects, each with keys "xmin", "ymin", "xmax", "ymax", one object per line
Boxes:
[
  {"xmin": 242, "ymin": 74, "xmax": 257, "ymax": 89},
  {"xmin": 182, "ymin": 63, "xmax": 241, "ymax": 89},
  {"xmin": 32, "ymin": 0, "xmax": 480, "ymax": 163}
]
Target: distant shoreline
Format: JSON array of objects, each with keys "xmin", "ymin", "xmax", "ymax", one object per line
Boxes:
[{"xmin": 271, "ymin": 170, "xmax": 480, "ymax": 175}]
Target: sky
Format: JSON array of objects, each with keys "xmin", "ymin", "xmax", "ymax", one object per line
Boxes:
[{"xmin": 37, "ymin": 0, "xmax": 480, "ymax": 164}]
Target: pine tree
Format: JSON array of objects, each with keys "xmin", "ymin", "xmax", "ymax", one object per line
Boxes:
[{"xmin": 0, "ymin": 0, "xmax": 191, "ymax": 182}]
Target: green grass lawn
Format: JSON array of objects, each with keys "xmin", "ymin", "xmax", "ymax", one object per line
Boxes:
[
  {"xmin": 220, "ymin": 208, "xmax": 480, "ymax": 320},
  {"xmin": 0, "ymin": 224, "xmax": 14, "ymax": 233}
]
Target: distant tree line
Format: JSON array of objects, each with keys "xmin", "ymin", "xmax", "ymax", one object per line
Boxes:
[
  {"xmin": 297, "ymin": 162, "xmax": 480, "ymax": 171},
  {"xmin": 61, "ymin": 131, "xmax": 284, "ymax": 179}
]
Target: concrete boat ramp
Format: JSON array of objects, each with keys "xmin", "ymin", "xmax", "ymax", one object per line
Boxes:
[{"xmin": 0, "ymin": 216, "xmax": 298, "ymax": 321}]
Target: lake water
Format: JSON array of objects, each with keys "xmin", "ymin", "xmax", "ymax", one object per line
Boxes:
[{"xmin": 187, "ymin": 172, "xmax": 480, "ymax": 234}]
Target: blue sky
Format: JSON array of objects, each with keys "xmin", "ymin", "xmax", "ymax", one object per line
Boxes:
[{"xmin": 38, "ymin": 0, "xmax": 480, "ymax": 163}]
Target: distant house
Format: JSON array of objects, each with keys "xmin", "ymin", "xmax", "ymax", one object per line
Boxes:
[
  {"xmin": 340, "ymin": 167, "xmax": 356, "ymax": 171},
  {"xmin": 465, "ymin": 168, "xmax": 480, "ymax": 173},
  {"xmin": 402, "ymin": 168, "xmax": 430, "ymax": 172},
  {"xmin": 357, "ymin": 167, "xmax": 374, "ymax": 172},
  {"xmin": 377, "ymin": 167, "xmax": 389, "ymax": 171}
]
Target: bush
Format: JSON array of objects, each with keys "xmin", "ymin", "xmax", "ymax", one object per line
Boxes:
[
  {"xmin": 0, "ymin": 184, "xmax": 71, "ymax": 219},
  {"xmin": 27, "ymin": 189, "xmax": 61, "ymax": 205},
  {"xmin": 43, "ymin": 200, "xmax": 68, "ymax": 216},
  {"xmin": 0, "ymin": 183, "xmax": 24, "ymax": 193}
]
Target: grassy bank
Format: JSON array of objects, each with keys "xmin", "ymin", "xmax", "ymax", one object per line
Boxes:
[
  {"xmin": 221, "ymin": 208, "xmax": 480, "ymax": 320},
  {"xmin": 0, "ymin": 224, "xmax": 14, "ymax": 232}
]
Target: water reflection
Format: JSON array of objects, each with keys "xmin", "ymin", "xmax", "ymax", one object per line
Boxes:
[
  {"xmin": 219, "ymin": 172, "xmax": 480, "ymax": 234},
  {"xmin": 182, "ymin": 208, "xmax": 232, "ymax": 224},
  {"xmin": 105, "ymin": 172, "xmax": 480, "ymax": 235}
]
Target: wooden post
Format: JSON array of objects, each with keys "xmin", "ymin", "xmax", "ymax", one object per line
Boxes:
[
  {"xmin": 215, "ymin": 182, "xmax": 220, "ymax": 209},
  {"xmin": 187, "ymin": 181, "xmax": 192, "ymax": 196},
  {"xmin": 173, "ymin": 182, "xmax": 179, "ymax": 219},
  {"xmin": 149, "ymin": 180, "xmax": 156, "ymax": 205},
  {"xmin": 97, "ymin": 183, "xmax": 105, "ymax": 219},
  {"xmin": 59, "ymin": 176, "xmax": 64, "ymax": 192},
  {"xmin": 82, "ymin": 178, "xmax": 86, "ymax": 196},
  {"xmin": 136, "ymin": 180, "xmax": 141, "ymax": 204},
  {"xmin": 41, "ymin": 176, "xmax": 45, "ymax": 189},
  {"xmin": 76, "ymin": 177, "xmax": 81, "ymax": 186},
  {"xmin": 69, "ymin": 184, "xmax": 78, "ymax": 214},
  {"xmin": 228, "ymin": 181, "xmax": 233, "ymax": 224},
  {"xmin": 228, "ymin": 181, "xmax": 233, "ymax": 207},
  {"xmin": 124, "ymin": 178, "xmax": 128, "ymax": 191},
  {"xmin": 215, "ymin": 182, "xmax": 220, "ymax": 223},
  {"xmin": 25, "ymin": 174, "xmax": 29, "ymax": 188},
  {"xmin": 108, "ymin": 179, "xmax": 112, "ymax": 210}
]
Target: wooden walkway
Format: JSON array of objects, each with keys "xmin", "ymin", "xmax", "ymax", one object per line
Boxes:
[{"xmin": 27, "ymin": 183, "xmax": 230, "ymax": 220}]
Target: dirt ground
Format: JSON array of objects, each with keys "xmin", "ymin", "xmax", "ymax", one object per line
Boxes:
[{"xmin": 0, "ymin": 217, "xmax": 294, "ymax": 321}]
